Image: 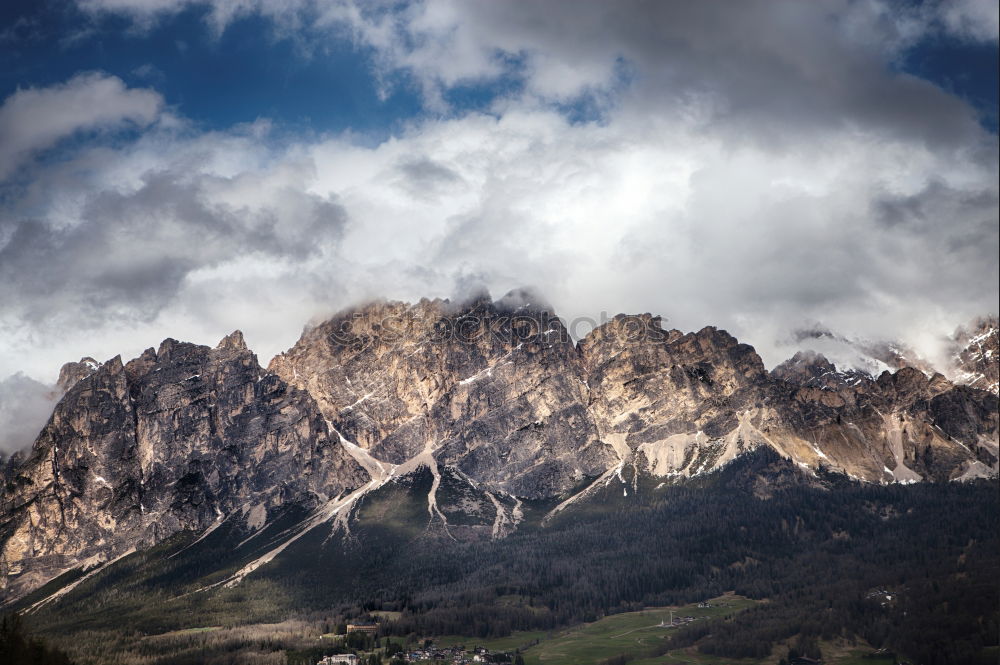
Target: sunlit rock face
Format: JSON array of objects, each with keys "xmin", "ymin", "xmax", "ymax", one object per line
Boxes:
[
  {"xmin": 2, "ymin": 293, "xmax": 996, "ymax": 602},
  {"xmin": 273, "ymin": 297, "xmax": 996, "ymax": 492},
  {"xmin": 269, "ymin": 295, "xmax": 617, "ymax": 498},
  {"xmin": 0, "ymin": 331, "xmax": 368, "ymax": 600},
  {"xmin": 55, "ymin": 357, "xmax": 102, "ymax": 395},
  {"xmin": 580, "ymin": 315, "xmax": 996, "ymax": 485},
  {"xmin": 766, "ymin": 366, "xmax": 997, "ymax": 484},
  {"xmin": 579, "ymin": 315, "xmax": 777, "ymax": 478}
]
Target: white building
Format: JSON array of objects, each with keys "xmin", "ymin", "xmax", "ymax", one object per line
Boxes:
[{"xmin": 319, "ymin": 655, "xmax": 358, "ymax": 665}]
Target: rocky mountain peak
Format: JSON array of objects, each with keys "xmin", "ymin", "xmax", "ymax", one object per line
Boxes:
[
  {"xmin": 876, "ymin": 365, "xmax": 937, "ymax": 396},
  {"xmin": 269, "ymin": 293, "xmax": 606, "ymax": 497},
  {"xmin": 216, "ymin": 329, "xmax": 248, "ymax": 352},
  {"xmin": 55, "ymin": 356, "xmax": 102, "ymax": 394},
  {"xmin": 950, "ymin": 315, "xmax": 998, "ymax": 394},
  {"xmin": 1, "ymin": 334, "xmax": 367, "ymax": 601},
  {"xmin": 771, "ymin": 350, "xmax": 878, "ymax": 390},
  {"xmin": 787, "ymin": 325, "xmax": 936, "ymax": 378}
]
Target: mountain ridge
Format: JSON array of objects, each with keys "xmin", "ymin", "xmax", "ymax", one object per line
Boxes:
[{"xmin": 2, "ymin": 294, "xmax": 997, "ymax": 605}]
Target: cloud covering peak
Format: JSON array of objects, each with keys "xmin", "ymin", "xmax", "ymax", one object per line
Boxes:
[{"xmin": 0, "ymin": 0, "xmax": 996, "ymax": 427}]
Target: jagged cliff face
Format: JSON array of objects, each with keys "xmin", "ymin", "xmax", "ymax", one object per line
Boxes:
[
  {"xmin": 951, "ymin": 316, "xmax": 999, "ymax": 395},
  {"xmin": 0, "ymin": 332, "xmax": 367, "ymax": 600},
  {"xmin": 766, "ymin": 364, "xmax": 997, "ymax": 483},
  {"xmin": 272, "ymin": 300, "xmax": 997, "ymax": 495},
  {"xmin": 269, "ymin": 296, "xmax": 616, "ymax": 498},
  {"xmin": 55, "ymin": 357, "xmax": 101, "ymax": 395},
  {"xmin": 578, "ymin": 315, "xmax": 996, "ymax": 486},
  {"xmin": 2, "ymin": 295, "xmax": 997, "ymax": 603},
  {"xmin": 579, "ymin": 316, "xmax": 776, "ymax": 479}
]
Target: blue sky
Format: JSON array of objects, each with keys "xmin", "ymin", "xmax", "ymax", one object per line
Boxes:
[
  {"xmin": 1, "ymin": 1, "xmax": 421, "ymax": 138},
  {"xmin": 903, "ymin": 33, "xmax": 998, "ymax": 130},
  {"xmin": 2, "ymin": 0, "xmax": 996, "ymax": 135},
  {"xmin": 0, "ymin": 0, "xmax": 998, "ymax": 452}
]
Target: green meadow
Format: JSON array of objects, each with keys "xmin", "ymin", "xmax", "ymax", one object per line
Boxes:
[
  {"xmin": 432, "ymin": 594, "xmax": 893, "ymax": 665},
  {"xmin": 520, "ymin": 594, "xmax": 757, "ymax": 665}
]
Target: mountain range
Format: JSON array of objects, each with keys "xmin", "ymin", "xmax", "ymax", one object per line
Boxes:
[{"xmin": 2, "ymin": 294, "xmax": 996, "ymax": 611}]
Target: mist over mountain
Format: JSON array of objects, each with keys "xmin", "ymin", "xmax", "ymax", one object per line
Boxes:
[
  {"xmin": 1, "ymin": 2, "xmax": 997, "ymax": 394},
  {"xmin": 0, "ymin": 374, "xmax": 58, "ymax": 458}
]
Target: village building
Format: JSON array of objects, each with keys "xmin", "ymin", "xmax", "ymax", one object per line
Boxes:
[
  {"xmin": 318, "ymin": 655, "xmax": 358, "ymax": 665},
  {"xmin": 346, "ymin": 622, "xmax": 379, "ymax": 635}
]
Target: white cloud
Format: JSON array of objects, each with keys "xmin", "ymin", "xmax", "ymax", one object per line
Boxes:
[
  {"xmin": 0, "ymin": 72, "xmax": 162, "ymax": 180},
  {"xmin": 70, "ymin": 1, "xmax": 997, "ymax": 117},
  {"xmin": 1, "ymin": 2, "xmax": 996, "ymax": 390},
  {"xmin": 2, "ymin": 97, "xmax": 995, "ymax": 382},
  {"xmin": 0, "ymin": 373, "xmax": 57, "ymax": 454},
  {"xmin": 936, "ymin": 0, "xmax": 999, "ymax": 43}
]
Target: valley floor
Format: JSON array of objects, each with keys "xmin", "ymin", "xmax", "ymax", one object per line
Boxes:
[{"xmin": 27, "ymin": 594, "xmax": 905, "ymax": 665}]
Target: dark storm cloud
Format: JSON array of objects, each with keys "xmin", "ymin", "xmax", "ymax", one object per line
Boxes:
[
  {"xmin": 139, "ymin": 0, "xmax": 987, "ymax": 147},
  {"xmin": 408, "ymin": 2, "xmax": 956, "ymax": 134},
  {"xmin": 0, "ymin": 169, "xmax": 347, "ymax": 327},
  {"xmin": 395, "ymin": 156, "xmax": 463, "ymax": 200}
]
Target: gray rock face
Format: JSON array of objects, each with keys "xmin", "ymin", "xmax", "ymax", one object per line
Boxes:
[
  {"xmin": 55, "ymin": 357, "xmax": 101, "ymax": 395},
  {"xmin": 269, "ymin": 296, "xmax": 617, "ymax": 498},
  {"xmin": 950, "ymin": 316, "xmax": 999, "ymax": 395},
  {"xmin": 273, "ymin": 299, "xmax": 997, "ymax": 494},
  {"xmin": 0, "ymin": 331, "xmax": 368, "ymax": 601}
]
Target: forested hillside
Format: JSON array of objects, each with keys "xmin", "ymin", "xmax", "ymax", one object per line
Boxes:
[{"xmin": 16, "ymin": 451, "xmax": 998, "ymax": 664}]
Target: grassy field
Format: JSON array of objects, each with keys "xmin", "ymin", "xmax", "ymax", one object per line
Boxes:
[
  {"xmin": 815, "ymin": 643, "xmax": 894, "ymax": 665},
  {"xmin": 634, "ymin": 650, "xmax": 753, "ymax": 665},
  {"xmin": 371, "ymin": 610, "xmax": 404, "ymax": 622},
  {"xmin": 169, "ymin": 626, "xmax": 223, "ymax": 635},
  {"xmin": 429, "ymin": 595, "xmax": 891, "ymax": 665},
  {"xmin": 521, "ymin": 593, "xmax": 757, "ymax": 665},
  {"xmin": 540, "ymin": 634, "xmax": 897, "ymax": 665},
  {"xmin": 435, "ymin": 630, "xmax": 551, "ymax": 653}
]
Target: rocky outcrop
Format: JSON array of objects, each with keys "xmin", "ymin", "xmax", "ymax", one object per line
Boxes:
[
  {"xmin": 269, "ymin": 295, "xmax": 616, "ymax": 498},
  {"xmin": 0, "ymin": 332, "xmax": 368, "ymax": 601},
  {"xmin": 950, "ymin": 316, "xmax": 998, "ymax": 395},
  {"xmin": 580, "ymin": 315, "xmax": 996, "ymax": 485},
  {"xmin": 272, "ymin": 298, "xmax": 997, "ymax": 494},
  {"xmin": 55, "ymin": 357, "xmax": 101, "ymax": 395},
  {"xmin": 579, "ymin": 316, "xmax": 773, "ymax": 478},
  {"xmin": 765, "ymin": 366, "xmax": 997, "ymax": 484}
]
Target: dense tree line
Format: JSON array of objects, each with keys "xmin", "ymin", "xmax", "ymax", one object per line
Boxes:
[{"xmin": 1, "ymin": 613, "xmax": 75, "ymax": 665}]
